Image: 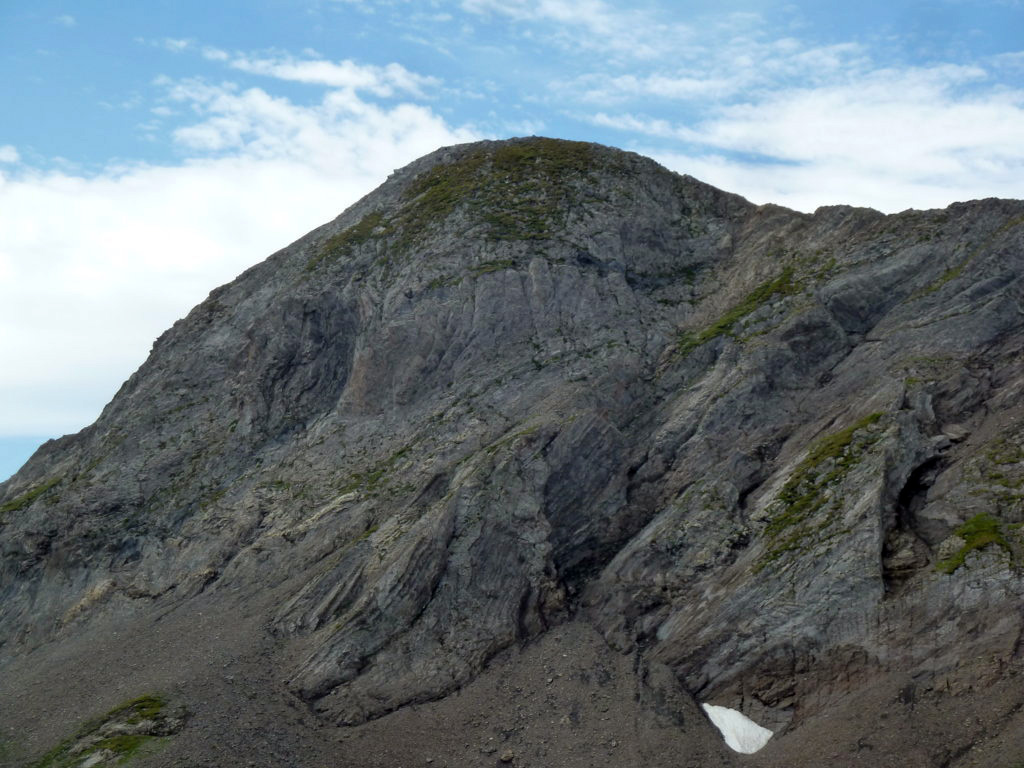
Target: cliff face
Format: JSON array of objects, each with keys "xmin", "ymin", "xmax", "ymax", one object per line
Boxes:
[{"xmin": 3, "ymin": 137, "xmax": 1024, "ymax": 768}]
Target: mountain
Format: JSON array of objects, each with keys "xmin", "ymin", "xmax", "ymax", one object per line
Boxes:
[{"xmin": 2, "ymin": 136, "xmax": 1024, "ymax": 768}]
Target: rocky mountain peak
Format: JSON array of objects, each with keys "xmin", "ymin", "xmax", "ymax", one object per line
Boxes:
[{"xmin": 2, "ymin": 138, "xmax": 1024, "ymax": 767}]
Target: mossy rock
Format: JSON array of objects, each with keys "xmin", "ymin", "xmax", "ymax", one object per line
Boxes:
[
  {"xmin": 307, "ymin": 138, "xmax": 626, "ymax": 272},
  {"xmin": 0, "ymin": 476, "xmax": 62, "ymax": 518},
  {"xmin": 30, "ymin": 695, "xmax": 185, "ymax": 768},
  {"xmin": 936, "ymin": 513, "xmax": 1012, "ymax": 574},
  {"xmin": 757, "ymin": 412, "xmax": 885, "ymax": 570},
  {"xmin": 677, "ymin": 265, "xmax": 803, "ymax": 358}
]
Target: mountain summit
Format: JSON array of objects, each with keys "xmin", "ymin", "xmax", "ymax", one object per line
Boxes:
[{"xmin": 3, "ymin": 137, "xmax": 1024, "ymax": 767}]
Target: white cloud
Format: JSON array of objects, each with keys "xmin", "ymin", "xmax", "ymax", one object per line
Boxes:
[
  {"xmin": 588, "ymin": 62, "xmax": 1024, "ymax": 212},
  {"xmin": 572, "ymin": 37, "xmax": 867, "ymax": 105},
  {"xmin": 224, "ymin": 54, "xmax": 440, "ymax": 97},
  {"xmin": 589, "ymin": 112, "xmax": 687, "ymax": 140},
  {"xmin": 0, "ymin": 68, "xmax": 477, "ymax": 436},
  {"xmin": 692, "ymin": 66, "xmax": 1003, "ymax": 164},
  {"xmin": 584, "ymin": 73, "xmax": 741, "ymax": 103},
  {"xmin": 992, "ymin": 50, "xmax": 1024, "ymax": 68},
  {"xmin": 461, "ymin": 0, "xmax": 692, "ymax": 59},
  {"xmin": 54, "ymin": 14, "xmax": 76, "ymax": 27},
  {"xmin": 518, "ymin": 5, "xmax": 1023, "ymax": 213},
  {"xmin": 201, "ymin": 46, "xmax": 229, "ymax": 61},
  {"xmin": 0, "ymin": 146, "xmax": 19, "ymax": 164},
  {"xmin": 161, "ymin": 37, "xmax": 192, "ymax": 52}
]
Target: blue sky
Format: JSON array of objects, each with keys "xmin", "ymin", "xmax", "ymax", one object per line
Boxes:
[{"xmin": 2, "ymin": 0, "xmax": 1024, "ymax": 481}]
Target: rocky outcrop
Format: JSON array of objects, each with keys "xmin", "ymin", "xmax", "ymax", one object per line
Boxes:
[
  {"xmin": 2, "ymin": 137, "xmax": 1024, "ymax": 766},
  {"xmin": 19, "ymin": 695, "xmax": 187, "ymax": 768}
]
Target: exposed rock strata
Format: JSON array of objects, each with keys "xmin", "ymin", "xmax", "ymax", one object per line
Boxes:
[{"xmin": 2, "ymin": 137, "xmax": 1024, "ymax": 766}]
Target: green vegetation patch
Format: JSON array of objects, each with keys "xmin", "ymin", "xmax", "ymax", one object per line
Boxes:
[
  {"xmin": 677, "ymin": 265, "xmax": 802, "ymax": 358},
  {"xmin": 307, "ymin": 211, "xmax": 389, "ymax": 271},
  {"xmin": 483, "ymin": 424, "xmax": 542, "ymax": 456},
  {"xmin": 965, "ymin": 436, "xmax": 1024, "ymax": 516},
  {"xmin": 427, "ymin": 259, "xmax": 517, "ymax": 289},
  {"xmin": 920, "ymin": 257, "xmax": 970, "ymax": 296},
  {"xmin": 936, "ymin": 513, "xmax": 1012, "ymax": 574},
  {"xmin": 108, "ymin": 695, "xmax": 165, "ymax": 723},
  {"xmin": 757, "ymin": 412, "xmax": 885, "ymax": 570},
  {"xmin": 399, "ymin": 137, "xmax": 607, "ymax": 245},
  {"xmin": 355, "ymin": 524, "xmax": 380, "ymax": 542},
  {"xmin": 986, "ymin": 437, "xmax": 1024, "ymax": 470},
  {"xmin": 0, "ymin": 735, "xmax": 19, "ymax": 763},
  {"xmin": 0, "ymin": 476, "xmax": 62, "ymax": 518},
  {"xmin": 401, "ymin": 149, "xmax": 489, "ymax": 237},
  {"xmin": 426, "ymin": 274, "xmax": 463, "ymax": 290},
  {"xmin": 30, "ymin": 695, "xmax": 176, "ymax": 768},
  {"xmin": 337, "ymin": 444, "xmax": 413, "ymax": 498},
  {"xmin": 894, "ymin": 354, "xmax": 956, "ymax": 386},
  {"xmin": 307, "ymin": 139, "xmax": 609, "ymax": 274},
  {"xmin": 469, "ymin": 258, "xmax": 517, "ymax": 276}
]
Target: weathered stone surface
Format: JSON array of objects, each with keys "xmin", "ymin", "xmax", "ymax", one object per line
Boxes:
[{"xmin": 2, "ymin": 137, "xmax": 1024, "ymax": 766}]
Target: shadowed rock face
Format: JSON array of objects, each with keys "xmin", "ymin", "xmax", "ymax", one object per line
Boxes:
[{"xmin": 3, "ymin": 137, "xmax": 1024, "ymax": 767}]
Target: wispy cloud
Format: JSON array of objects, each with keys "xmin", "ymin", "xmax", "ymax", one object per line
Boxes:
[
  {"xmin": 161, "ymin": 37, "xmax": 192, "ymax": 52},
  {"xmin": 568, "ymin": 34, "xmax": 868, "ymax": 105},
  {"xmin": 201, "ymin": 46, "xmax": 229, "ymax": 61},
  {"xmin": 461, "ymin": 0, "xmax": 692, "ymax": 59},
  {"xmin": 153, "ymin": 40, "xmax": 443, "ymax": 99},
  {"xmin": 602, "ymin": 64, "xmax": 1024, "ymax": 211},
  {"xmin": 578, "ymin": 73, "xmax": 741, "ymax": 105},
  {"xmin": 507, "ymin": 1, "xmax": 1024, "ymax": 213},
  {"xmin": 53, "ymin": 14, "xmax": 76, "ymax": 27},
  {"xmin": 992, "ymin": 50, "xmax": 1024, "ymax": 68},
  {"xmin": 0, "ymin": 146, "xmax": 20, "ymax": 164},
  {"xmin": 217, "ymin": 53, "xmax": 441, "ymax": 97}
]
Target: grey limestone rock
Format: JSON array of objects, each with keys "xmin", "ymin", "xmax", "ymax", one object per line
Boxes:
[{"xmin": 3, "ymin": 137, "xmax": 1024, "ymax": 766}]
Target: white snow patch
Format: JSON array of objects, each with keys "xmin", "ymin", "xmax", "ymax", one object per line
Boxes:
[{"xmin": 701, "ymin": 703, "xmax": 774, "ymax": 754}]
